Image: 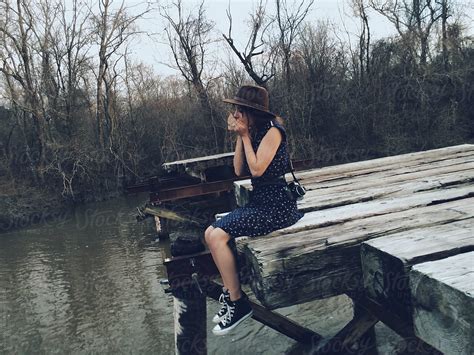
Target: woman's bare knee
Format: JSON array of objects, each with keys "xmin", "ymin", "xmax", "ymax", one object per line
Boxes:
[
  {"xmin": 204, "ymin": 226, "xmax": 215, "ymax": 245},
  {"xmin": 207, "ymin": 228, "xmax": 230, "ymax": 251}
]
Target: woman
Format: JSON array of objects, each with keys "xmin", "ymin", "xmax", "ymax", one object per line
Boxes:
[{"xmin": 204, "ymin": 85, "xmax": 304, "ymax": 336}]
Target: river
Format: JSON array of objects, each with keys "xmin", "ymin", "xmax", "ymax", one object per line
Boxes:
[{"xmin": 0, "ymin": 194, "xmax": 400, "ymax": 354}]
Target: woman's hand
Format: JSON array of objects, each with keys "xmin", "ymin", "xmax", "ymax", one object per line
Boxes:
[{"xmin": 234, "ymin": 115, "xmax": 250, "ymax": 137}]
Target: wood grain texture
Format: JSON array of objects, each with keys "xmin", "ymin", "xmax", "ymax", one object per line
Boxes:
[
  {"xmin": 410, "ymin": 252, "xmax": 474, "ymax": 355},
  {"xmin": 361, "ymin": 219, "xmax": 474, "ymax": 322},
  {"xmin": 238, "ymin": 193, "xmax": 473, "ymax": 309},
  {"xmin": 225, "ymin": 144, "xmax": 474, "ymax": 310},
  {"xmin": 234, "ymin": 147, "xmax": 474, "ymax": 207}
]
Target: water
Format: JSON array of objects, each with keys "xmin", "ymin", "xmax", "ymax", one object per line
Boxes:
[{"xmin": 0, "ymin": 194, "xmax": 399, "ymax": 354}]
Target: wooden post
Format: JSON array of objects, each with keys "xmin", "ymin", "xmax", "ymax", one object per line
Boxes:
[
  {"xmin": 173, "ymin": 294, "xmax": 206, "ymax": 355},
  {"xmin": 170, "ymin": 234, "xmax": 207, "ymax": 355},
  {"xmin": 314, "ymin": 300, "xmax": 379, "ymax": 354},
  {"xmin": 352, "ymin": 301, "xmax": 378, "ymax": 354}
]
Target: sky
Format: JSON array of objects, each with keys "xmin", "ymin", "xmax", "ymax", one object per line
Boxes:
[
  {"xmin": 131, "ymin": 0, "xmax": 394, "ymax": 76},
  {"xmin": 128, "ymin": 0, "xmax": 474, "ymax": 77}
]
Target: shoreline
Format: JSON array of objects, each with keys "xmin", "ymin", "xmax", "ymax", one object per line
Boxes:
[{"xmin": 0, "ymin": 184, "xmax": 122, "ymax": 234}]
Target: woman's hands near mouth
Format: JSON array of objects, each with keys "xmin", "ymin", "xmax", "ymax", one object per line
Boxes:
[{"xmin": 234, "ymin": 115, "xmax": 250, "ymax": 137}]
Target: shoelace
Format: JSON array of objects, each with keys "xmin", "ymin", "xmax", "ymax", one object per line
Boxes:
[
  {"xmin": 217, "ymin": 292, "xmax": 228, "ymax": 317},
  {"xmin": 218, "ymin": 293, "xmax": 225, "ymax": 304},
  {"xmin": 221, "ymin": 304, "xmax": 235, "ymax": 326}
]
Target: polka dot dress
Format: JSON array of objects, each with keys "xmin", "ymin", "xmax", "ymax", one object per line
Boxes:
[{"xmin": 211, "ymin": 119, "xmax": 305, "ymax": 238}]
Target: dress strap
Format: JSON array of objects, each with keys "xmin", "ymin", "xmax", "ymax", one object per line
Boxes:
[{"xmin": 270, "ymin": 119, "xmax": 287, "ymax": 142}]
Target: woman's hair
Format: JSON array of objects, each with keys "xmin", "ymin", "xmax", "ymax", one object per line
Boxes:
[{"xmin": 240, "ymin": 106, "xmax": 285, "ymax": 131}]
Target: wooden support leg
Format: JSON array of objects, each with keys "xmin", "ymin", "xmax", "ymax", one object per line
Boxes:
[
  {"xmin": 353, "ymin": 301, "xmax": 378, "ymax": 354},
  {"xmin": 170, "ymin": 234, "xmax": 207, "ymax": 355},
  {"xmin": 173, "ymin": 294, "xmax": 207, "ymax": 355},
  {"xmin": 314, "ymin": 304, "xmax": 379, "ymax": 354},
  {"xmin": 354, "ymin": 297, "xmax": 442, "ymax": 355}
]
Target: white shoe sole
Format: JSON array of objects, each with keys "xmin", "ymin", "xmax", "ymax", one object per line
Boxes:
[{"xmin": 212, "ymin": 310, "xmax": 253, "ymax": 336}]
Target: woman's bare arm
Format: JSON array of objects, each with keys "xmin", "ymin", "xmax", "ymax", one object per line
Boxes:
[
  {"xmin": 233, "ymin": 135, "xmax": 246, "ymax": 176},
  {"xmin": 241, "ymin": 127, "xmax": 282, "ymax": 177}
]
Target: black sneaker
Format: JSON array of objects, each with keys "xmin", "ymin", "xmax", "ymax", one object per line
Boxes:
[
  {"xmin": 212, "ymin": 293, "xmax": 253, "ymax": 335},
  {"xmin": 213, "ymin": 289, "xmax": 230, "ymax": 324}
]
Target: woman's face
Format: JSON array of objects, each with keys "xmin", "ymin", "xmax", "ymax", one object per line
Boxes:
[
  {"xmin": 232, "ymin": 105, "xmax": 243, "ymax": 118},
  {"xmin": 232, "ymin": 105, "xmax": 254, "ymax": 126}
]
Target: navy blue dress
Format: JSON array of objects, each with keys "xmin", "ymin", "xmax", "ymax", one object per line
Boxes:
[{"xmin": 211, "ymin": 119, "xmax": 304, "ymax": 238}]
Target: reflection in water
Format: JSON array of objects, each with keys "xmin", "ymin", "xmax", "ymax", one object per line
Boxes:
[
  {"xmin": 1, "ymin": 194, "xmax": 378, "ymax": 354},
  {"xmin": 0, "ymin": 194, "xmax": 174, "ymax": 354}
]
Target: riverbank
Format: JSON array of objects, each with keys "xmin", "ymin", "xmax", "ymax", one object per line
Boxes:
[
  {"xmin": 3, "ymin": 139, "xmax": 472, "ymax": 234},
  {"xmin": 0, "ymin": 178, "xmax": 122, "ymax": 233}
]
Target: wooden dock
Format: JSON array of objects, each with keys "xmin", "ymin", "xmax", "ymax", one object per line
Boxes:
[
  {"xmin": 163, "ymin": 144, "xmax": 474, "ymax": 354},
  {"xmin": 229, "ymin": 143, "xmax": 474, "ymax": 353}
]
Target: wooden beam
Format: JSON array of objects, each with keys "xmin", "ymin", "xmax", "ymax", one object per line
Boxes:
[
  {"xmin": 314, "ymin": 305, "xmax": 379, "ymax": 354},
  {"xmin": 143, "ymin": 207, "xmax": 206, "ymax": 226},
  {"xmin": 162, "ymin": 152, "xmax": 235, "ymax": 175},
  {"xmin": 164, "ymin": 251, "xmax": 220, "ymax": 291},
  {"xmin": 361, "ymin": 218, "xmax": 474, "ymax": 322},
  {"xmin": 354, "ymin": 296, "xmax": 442, "ymax": 355},
  {"xmin": 237, "ymin": 191, "xmax": 473, "ymax": 309},
  {"xmin": 410, "ymin": 252, "xmax": 474, "ymax": 354},
  {"xmin": 149, "ymin": 178, "xmax": 237, "ymax": 203}
]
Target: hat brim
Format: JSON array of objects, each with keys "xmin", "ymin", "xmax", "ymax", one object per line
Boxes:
[{"xmin": 223, "ymin": 98, "xmax": 276, "ymax": 117}]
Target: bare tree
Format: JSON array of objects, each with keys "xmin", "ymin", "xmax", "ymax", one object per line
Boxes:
[
  {"xmin": 369, "ymin": 0, "xmax": 445, "ymax": 67},
  {"xmin": 298, "ymin": 21, "xmax": 341, "ymax": 132},
  {"xmin": 223, "ymin": 0, "xmax": 276, "ymax": 88},
  {"xmin": 90, "ymin": 0, "xmax": 150, "ymax": 148},
  {"xmin": 52, "ymin": 0, "xmax": 93, "ymax": 136},
  {"xmin": 275, "ymin": 0, "xmax": 314, "ymax": 87},
  {"xmin": 351, "ymin": 0, "xmax": 371, "ymax": 80},
  {"xmin": 0, "ymin": 0, "xmax": 54, "ymax": 182},
  {"xmin": 160, "ymin": 0, "xmax": 219, "ymax": 151},
  {"xmin": 439, "ymin": 0, "xmax": 451, "ymax": 70}
]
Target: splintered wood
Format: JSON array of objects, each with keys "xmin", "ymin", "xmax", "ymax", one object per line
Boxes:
[{"xmin": 232, "ymin": 144, "xmax": 474, "ymax": 311}]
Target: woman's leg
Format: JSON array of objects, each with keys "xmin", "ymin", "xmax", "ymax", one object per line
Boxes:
[{"xmin": 204, "ymin": 227, "xmax": 241, "ymax": 301}]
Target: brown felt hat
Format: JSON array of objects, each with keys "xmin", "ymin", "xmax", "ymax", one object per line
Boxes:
[{"xmin": 223, "ymin": 85, "xmax": 276, "ymax": 117}]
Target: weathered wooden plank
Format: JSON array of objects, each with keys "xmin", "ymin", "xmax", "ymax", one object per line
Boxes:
[
  {"xmin": 257, "ymin": 184, "xmax": 474, "ymax": 241},
  {"xmin": 293, "ymin": 144, "xmax": 474, "ymax": 185},
  {"xmin": 302, "ymin": 159, "xmax": 474, "ymax": 197},
  {"xmin": 300, "ymin": 148, "xmax": 474, "ymax": 185},
  {"xmin": 162, "ymin": 152, "xmax": 235, "ymax": 181},
  {"xmin": 361, "ymin": 219, "xmax": 474, "ymax": 322},
  {"xmin": 236, "ymin": 144, "xmax": 473, "ymax": 182},
  {"xmin": 235, "ymin": 147, "xmax": 474, "ymax": 193},
  {"xmin": 299, "ymin": 169, "xmax": 474, "ymax": 212},
  {"xmin": 235, "ymin": 150, "xmax": 474, "ymax": 207},
  {"xmin": 143, "ymin": 206, "xmax": 206, "ymax": 226},
  {"xmin": 162, "ymin": 152, "xmax": 234, "ymax": 170},
  {"xmin": 236, "ymin": 165, "xmax": 474, "ymax": 211},
  {"xmin": 410, "ymin": 252, "xmax": 474, "ymax": 355},
  {"xmin": 251, "ymin": 195, "xmax": 474, "ymax": 254},
  {"xmin": 236, "ymin": 192, "xmax": 473, "ymax": 309}
]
